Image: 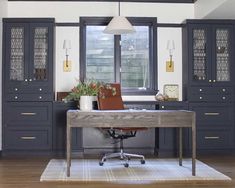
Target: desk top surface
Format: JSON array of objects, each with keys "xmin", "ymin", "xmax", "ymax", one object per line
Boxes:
[
  {"xmin": 67, "ymin": 109, "xmax": 194, "ymax": 113},
  {"xmin": 67, "ymin": 109, "xmax": 195, "ymax": 128}
]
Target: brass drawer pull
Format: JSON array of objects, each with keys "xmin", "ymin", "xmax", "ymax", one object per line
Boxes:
[
  {"xmin": 20, "ymin": 136, "xmax": 36, "ymax": 140},
  {"xmin": 204, "ymin": 112, "xmax": 220, "ymax": 116},
  {"xmin": 21, "ymin": 112, "xmax": 37, "ymax": 116},
  {"xmin": 204, "ymin": 136, "xmax": 220, "ymax": 140}
]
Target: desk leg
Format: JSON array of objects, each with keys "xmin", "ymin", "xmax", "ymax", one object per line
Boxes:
[
  {"xmin": 179, "ymin": 127, "xmax": 182, "ymax": 166},
  {"xmin": 67, "ymin": 126, "xmax": 71, "ymax": 177},
  {"xmin": 192, "ymin": 113, "xmax": 196, "ymax": 176}
]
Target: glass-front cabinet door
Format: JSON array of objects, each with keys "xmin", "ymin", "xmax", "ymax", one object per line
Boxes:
[
  {"xmin": 212, "ymin": 26, "xmax": 233, "ymax": 85},
  {"xmin": 189, "ymin": 25, "xmax": 211, "ymax": 85},
  {"xmin": 32, "ymin": 27, "xmax": 48, "ymax": 81},
  {"xmin": 5, "ymin": 23, "xmax": 29, "ymax": 89},
  {"xmin": 29, "ymin": 23, "xmax": 53, "ymax": 86}
]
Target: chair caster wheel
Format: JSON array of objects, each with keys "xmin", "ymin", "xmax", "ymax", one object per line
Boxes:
[
  {"xmin": 124, "ymin": 163, "xmax": 129, "ymax": 168},
  {"xmin": 141, "ymin": 159, "xmax": 145, "ymax": 164},
  {"xmin": 99, "ymin": 162, "xmax": 104, "ymax": 166}
]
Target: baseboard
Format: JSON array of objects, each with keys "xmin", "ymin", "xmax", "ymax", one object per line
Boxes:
[
  {"xmin": 1, "ymin": 150, "xmax": 55, "ymax": 157},
  {"xmin": 197, "ymin": 149, "xmax": 235, "ymax": 156}
]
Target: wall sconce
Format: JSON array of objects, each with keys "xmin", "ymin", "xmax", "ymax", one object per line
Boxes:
[
  {"xmin": 63, "ymin": 39, "xmax": 72, "ymax": 72},
  {"xmin": 166, "ymin": 40, "xmax": 175, "ymax": 72}
]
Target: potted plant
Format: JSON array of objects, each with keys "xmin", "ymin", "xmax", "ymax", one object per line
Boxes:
[{"xmin": 66, "ymin": 80, "xmax": 101, "ymax": 111}]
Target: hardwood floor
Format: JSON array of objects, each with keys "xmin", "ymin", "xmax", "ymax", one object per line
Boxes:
[{"xmin": 0, "ymin": 155, "xmax": 234, "ymax": 188}]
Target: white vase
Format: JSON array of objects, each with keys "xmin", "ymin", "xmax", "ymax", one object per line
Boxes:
[{"xmin": 79, "ymin": 96, "xmax": 94, "ymax": 111}]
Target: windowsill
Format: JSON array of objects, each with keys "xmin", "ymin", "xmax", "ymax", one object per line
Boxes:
[{"xmin": 122, "ymin": 95, "xmax": 157, "ymax": 101}]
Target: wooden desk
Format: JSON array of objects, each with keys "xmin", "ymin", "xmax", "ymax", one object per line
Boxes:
[{"xmin": 66, "ymin": 110, "xmax": 196, "ymax": 177}]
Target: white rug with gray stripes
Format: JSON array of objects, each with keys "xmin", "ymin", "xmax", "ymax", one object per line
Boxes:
[{"xmin": 40, "ymin": 158, "xmax": 231, "ymax": 183}]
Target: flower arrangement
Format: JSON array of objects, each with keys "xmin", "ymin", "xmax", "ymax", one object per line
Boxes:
[
  {"xmin": 65, "ymin": 80, "xmax": 101, "ymax": 101},
  {"xmin": 65, "ymin": 80, "xmax": 117, "ymax": 101}
]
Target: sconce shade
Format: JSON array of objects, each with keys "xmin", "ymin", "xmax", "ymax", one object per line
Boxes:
[
  {"xmin": 166, "ymin": 40, "xmax": 175, "ymax": 50},
  {"xmin": 167, "ymin": 40, "xmax": 175, "ymax": 56},
  {"xmin": 63, "ymin": 39, "xmax": 71, "ymax": 49},
  {"xmin": 104, "ymin": 16, "xmax": 135, "ymax": 35}
]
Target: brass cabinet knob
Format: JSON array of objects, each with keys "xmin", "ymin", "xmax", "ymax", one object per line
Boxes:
[
  {"xmin": 199, "ymin": 89, "xmax": 202, "ymax": 92},
  {"xmin": 162, "ymin": 106, "xmax": 165, "ymax": 109},
  {"xmin": 209, "ymin": 80, "xmax": 212, "ymax": 82},
  {"xmin": 199, "ymin": 97, "xmax": 202, "ymax": 100},
  {"xmin": 14, "ymin": 96, "xmax": 18, "ymax": 99},
  {"xmin": 15, "ymin": 88, "xmax": 18, "ymax": 91},
  {"xmin": 39, "ymin": 96, "xmax": 42, "ymax": 99}
]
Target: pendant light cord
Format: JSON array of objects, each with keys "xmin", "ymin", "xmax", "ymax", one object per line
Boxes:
[{"xmin": 118, "ymin": 1, "xmax": 120, "ymax": 16}]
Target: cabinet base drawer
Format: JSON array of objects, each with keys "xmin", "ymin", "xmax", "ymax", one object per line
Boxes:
[
  {"xmin": 189, "ymin": 103, "xmax": 233, "ymax": 127},
  {"xmin": 4, "ymin": 128, "xmax": 52, "ymax": 150},
  {"xmin": 5, "ymin": 102, "xmax": 52, "ymax": 126},
  {"xmin": 197, "ymin": 130, "xmax": 232, "ymax": 149}
]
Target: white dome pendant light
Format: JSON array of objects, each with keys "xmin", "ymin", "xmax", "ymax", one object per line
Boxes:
[{"xmin": 103, "ymin": 1, "xmax": 135, "ymax": 35}]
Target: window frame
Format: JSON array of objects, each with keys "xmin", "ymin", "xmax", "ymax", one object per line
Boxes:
[{"xmin": 80, "ymin": 17, "xmax": 158, "ymax": 95}]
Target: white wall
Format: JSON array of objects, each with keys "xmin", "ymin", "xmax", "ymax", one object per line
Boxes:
[
  {"xmin": 0, "ymin": 0, "xmax": 8, "ymax": 150},
  {"xmin": 56, "ymin": 27, "xmax": 80, "ymax": 92},
  {"xmin": 157, "ymin": 28, "xmax": 182, "ymax": 100},
  {"xmin": 7, "ymin": 1, "xmax": 194, "ymax": 101}
]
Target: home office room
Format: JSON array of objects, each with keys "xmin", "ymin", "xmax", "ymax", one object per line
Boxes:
[{"xmin": 0, "ymin": 0, "xmax": 235, "ymax": 187}]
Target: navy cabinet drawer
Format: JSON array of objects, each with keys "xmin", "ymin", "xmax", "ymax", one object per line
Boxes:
[
  {"xmin": 4, "ymin": 128, "xmax": 52, "ymax": 150},
  {"xmin": 7, "ymin": 93, "xmax": 53, "ymax": 102},
  {"xmin": 189, "ymin": 103, "xmax": 233, "ymax": 127},
  {"xmin": 5, "ymin": 102, "xmax": 52, "ymax": 126},
  {"xmin": 197, "ymin": 130, "xmax": 232, "ymax": 149},
  {"xmin": 159, "ymin": 102, "xmax": 188, "ymax": 110},
  {"xmin": 189, "ymin": 94, "xmax": 232, "ymax": 102},
  {"xmin": 7, "ymin": 85, "xmax": 51, "ymax": 94},
  {"xmin": 189, "ymin": 87, "xmax": 232, "ymax": 95},
  {"xmin": 188, "ymin": 87, "xmax": 233, "ymax": 102}
]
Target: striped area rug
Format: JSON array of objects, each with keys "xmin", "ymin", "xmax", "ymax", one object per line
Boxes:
[{"xmin": 40, "ymin": 158, "xmax": 231, "ymax": 183}]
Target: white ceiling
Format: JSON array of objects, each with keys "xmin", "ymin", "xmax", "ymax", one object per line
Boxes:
[
  {"xmin": 195, "ymin": 0, "xmax": 235, "ymax": 19},
  {"xmin": 205, "ymin": 0, "xmax": 235, "ymax": 19}
]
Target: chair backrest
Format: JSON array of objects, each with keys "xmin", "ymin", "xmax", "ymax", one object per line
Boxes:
[{"xmin": 97, "ymin": 83, "xmax": 124, "ymax": 110}]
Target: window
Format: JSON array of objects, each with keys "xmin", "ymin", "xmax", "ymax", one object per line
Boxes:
[
  {"xmin": 86, "ymin": 26, "xmax": 115, "ymax": 83},
  {"xmin": 80, "ymin": 17, "xmax": 157, "ymax": 95}
]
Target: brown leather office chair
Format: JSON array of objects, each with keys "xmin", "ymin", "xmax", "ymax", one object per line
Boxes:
[{"xmin": 97, "ymin": 83, "xmax": 146, "ymax": 167}]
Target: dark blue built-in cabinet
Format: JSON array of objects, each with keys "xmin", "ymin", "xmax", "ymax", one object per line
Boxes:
[
  {"xmin": 2, "ymin": 18, "xmax": 235, "ymax": 155},
  {"xmin": 183, "ymin": 20, "xmax": 235, "ymax": 153},
  {"xmin": 2, "ymin": 18, "xmax": 55, "ymax": 153}
]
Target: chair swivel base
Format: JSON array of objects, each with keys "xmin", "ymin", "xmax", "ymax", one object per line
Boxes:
[{"xmin": 99, "ymin": 149, "xmax": 145, "ymax": 168}]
